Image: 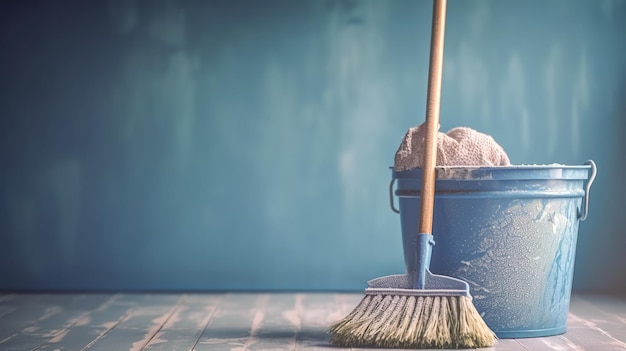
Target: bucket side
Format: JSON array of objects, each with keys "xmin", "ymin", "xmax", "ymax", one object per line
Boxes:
[
  {"xmin": 430, "ymin": 195, "xmax": 580, "ymax": 337},
  {"xmin": 393, "ymin": 166, "xmax": 591, "ymax": 338}
]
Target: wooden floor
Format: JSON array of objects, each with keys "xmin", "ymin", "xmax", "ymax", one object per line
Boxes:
[{"xmin": 0, "ymin": 292, "xmax": 624, "ymax": 351}]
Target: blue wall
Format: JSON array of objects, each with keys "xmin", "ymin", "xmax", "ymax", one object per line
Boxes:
[{"xmin": 1, "ymin": 0, "xmax": 624, "ymax": 292}]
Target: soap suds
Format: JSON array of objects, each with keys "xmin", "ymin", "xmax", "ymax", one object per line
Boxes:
[{"xmin": 433, "ymin": 198, "xmax": 577, "ymax": 330}]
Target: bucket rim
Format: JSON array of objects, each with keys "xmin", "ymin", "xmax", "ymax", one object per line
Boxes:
[
  {"xmin": 390, "ymin": 163, "xmax": 591, "ymax": 171},
  {"xmin": 390, "ymin": 163, "xmax": 594, "ymax": 181},
  {"xmin": 388, "ymin": 161, "xmax": 597, "ymax": 218}
]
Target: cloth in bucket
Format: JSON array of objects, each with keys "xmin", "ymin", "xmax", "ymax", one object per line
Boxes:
[{"xmin": 394, "ymin": 123, "xmax": 510, "ymax": 170}]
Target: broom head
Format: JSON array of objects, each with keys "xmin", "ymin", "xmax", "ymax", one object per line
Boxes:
[{"xmin": 329, "ymin": 234, "xmax": 497, "ymax": 348}]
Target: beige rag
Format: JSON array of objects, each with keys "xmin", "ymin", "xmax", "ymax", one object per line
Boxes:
[{"xmin": 394, "ymin": 124, "xmax": 510, "ymax": 171}]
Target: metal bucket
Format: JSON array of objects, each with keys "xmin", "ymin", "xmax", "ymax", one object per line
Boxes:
[{"xmin": 389, "ymin": 161, "xmax": 597, "ymax": 338}]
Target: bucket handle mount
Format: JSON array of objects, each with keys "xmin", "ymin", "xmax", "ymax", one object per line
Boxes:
[
  {"xmin": 390, "ymin": 177, "xmax": 400, "ymax": 213},
  {"xmin": 579, "ymin": 159, "xmax": 597, "ymax": 221}
]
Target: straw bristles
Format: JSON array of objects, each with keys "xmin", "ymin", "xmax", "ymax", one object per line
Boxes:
[{"xmin": 329, "ymin": 294, "xmax": 496, "ymax": 349}]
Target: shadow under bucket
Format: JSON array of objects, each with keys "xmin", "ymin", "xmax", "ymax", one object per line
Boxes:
[{"xmin": 390, "ymin": 161, "xmax": 597, "ymax": 339}]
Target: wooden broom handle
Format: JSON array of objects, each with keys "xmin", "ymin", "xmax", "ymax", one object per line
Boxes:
[{"xmin": 419, "ymin": 0, "xmax": 447, "ymax": 235}]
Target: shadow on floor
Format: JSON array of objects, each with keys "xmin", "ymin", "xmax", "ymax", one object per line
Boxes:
[{"xmin": 202, "ymin": 326, "xmax": 333, "ymax": 347}]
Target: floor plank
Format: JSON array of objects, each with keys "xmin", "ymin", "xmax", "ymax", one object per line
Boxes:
[
  {"xmin": 194, "ymin": 293, "xmax": 265, "ymax": 351},
  {"xmin": 84, "ymin": 294, "xmax": 183, "ymax": 351},
  {"xmin": 564, "ymin": 294, "xmax": 626, "ymax": 350},
  {"xmin": 296, "ymin": 293, "xmax": 350, "ymax": 350},
  {"xmin": 0, "ymin": 294, "xmax": 68, "ymax": 345},
  {"xmin": 142, "ymin": 294, "xmax": 222, "ymax": 351},
  {"xmin": 0, "ymin": 300, "xmax": 43, "ymax": 345},
  {"xmin": 33, "ymin": 294, "xmax": 130, "ymax": 351},
  {"xmin": 0, "ymin": 294, "xmax": 112, "ymax": 351},
  {"xmin": 0, "ymin": 292, "xmax": 624, "ymax": 350},
  {"xmin": 516, "ymin": 334, "xmax": 584, "ymax": 350}
]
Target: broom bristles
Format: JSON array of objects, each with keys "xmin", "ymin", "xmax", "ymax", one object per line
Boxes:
[{"xmin": 329, "ymin": 295, "xmax": 496, "ymax": 349}]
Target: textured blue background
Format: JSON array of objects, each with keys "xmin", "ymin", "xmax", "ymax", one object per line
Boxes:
[{"xmin": 1, "ymin": 0, "xmax": 624, "ymax": 292}]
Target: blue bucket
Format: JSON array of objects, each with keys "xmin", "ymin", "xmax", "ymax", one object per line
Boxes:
[{"xmin": 389, "ymin": 161, "xmax": 597, "ymax": 339}]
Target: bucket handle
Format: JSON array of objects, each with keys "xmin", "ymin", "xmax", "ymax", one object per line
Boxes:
[
  {"xmin": 389, "ymin": 177, "xmax": 400, "ymax": 213},
  {"xmin": 579, "ymin": 159, "xmax": 597, "ymax": 221}
]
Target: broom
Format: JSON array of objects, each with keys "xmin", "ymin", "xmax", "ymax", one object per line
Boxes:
[{"xmin": 328, "ymin": 0, "xmax": 496, "ymax": 348}]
